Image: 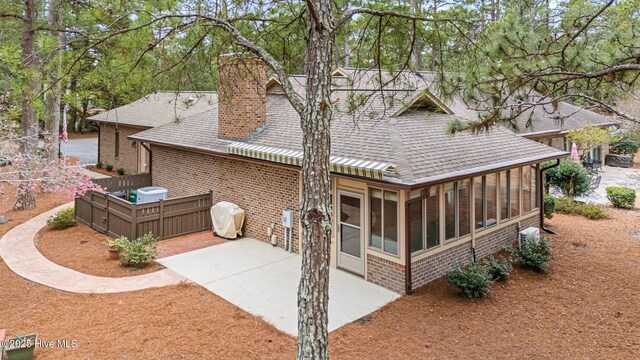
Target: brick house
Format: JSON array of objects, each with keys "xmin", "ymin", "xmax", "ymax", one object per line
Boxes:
[
  {"xmin": 88, "ymin": 92, "xmax": 215, "ymax": 174},
  {"xmin": 125, "ymin": 59, "xmax": 571, "ymax": 294}
]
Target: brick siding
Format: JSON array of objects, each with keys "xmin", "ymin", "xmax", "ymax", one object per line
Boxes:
[
  {"xmin": 99, "ymin": 124, "xmax": 142, "ymax": 174},
  {"xmin": 151, "ymin": 145, "xmax": 300, "ymax": 251},
  {"xmin": 475, "ymin": 213, "xmax": 539, "ymax": 259},
  {"xmin": 411, "ymin": 241, "xmax": 473, "ymax": 291},
  {"xmin": 367, "ymin": 254, "xmax": 406, "ymax": 294}
]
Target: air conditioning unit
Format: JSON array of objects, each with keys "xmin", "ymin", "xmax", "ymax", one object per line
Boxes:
[{"xmin": 519, "ymin": 227, "xmax": 541, "ymax": 248}]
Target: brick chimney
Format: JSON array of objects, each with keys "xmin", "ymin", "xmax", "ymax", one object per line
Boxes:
[{"xmin": 217, "ymin": 55, "xmax": 267, "ymax": 141}]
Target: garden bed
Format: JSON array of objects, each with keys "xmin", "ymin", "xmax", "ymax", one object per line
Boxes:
[{"xmin": 35, "ymin": 224, "xmax": 164, "ymax": 278}]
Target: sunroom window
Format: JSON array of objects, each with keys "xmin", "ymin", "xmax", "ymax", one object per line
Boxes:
[
  {"xmin": 370, "ymin": 189, "xmax": 399, "ymax": 256},
  {"xmin": 445, "ymin": 180, "xmax": 470, "ymax": 241},
  {"xmin": 474, "ymin": 174, "xmax": 497, "ymax": 230},
  {"xmin": 409, "ymin": 187, "xmax": 440, "ymax": 253}
]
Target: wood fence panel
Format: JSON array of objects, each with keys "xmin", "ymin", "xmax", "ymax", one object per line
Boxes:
[
  {"xmin": 74, "ymin": 195, "xmax": 92, "ymax": 226},
  {"xmin": 93, "ymin": 173, "xmax": 151, "ymax": 193},
  {"xmin": 90, "ymin": 192, "xmax": 108, "ymax": 234},
  {"xmin": 106, "ymin": 197, "xmax": 135, "ymax": 239}
]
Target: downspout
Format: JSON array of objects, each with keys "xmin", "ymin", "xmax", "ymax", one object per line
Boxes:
[
  {"xmin": 141, "ymin": 143, "xmax": 152, "ymax": 174},
  {"xmin": 539, "ymin": 159, "xmax": 561, "ymax": 233},
  {"xmin": 404, "ymin": 201, "xmax": 413, "ymax": 295},
  {"xmin": 97, "ymin": 126, "xmax": 101, "ymax": 164}
]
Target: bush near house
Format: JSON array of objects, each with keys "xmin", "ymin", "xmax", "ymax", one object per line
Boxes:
[
  {"xmin": 546, "ymin": 159, "xmax": 591, "ymax": 197},
  {"xmin": 447, "ymin": 262, "xmax": 492, "ymax": 298},
  {"xmin": 543, "ymin": 194, "xmax": 555, "ymax": 219},
  {"xmin": 610, "ymin": 135, "xmax": 640, "ymax": 156},
  {"xmin": 606, "ymin": 186, "xmax": 636, "ymax": 209},
  {"xmin": 554, "ymin": 197, "xmax": 610, "ymax": 219},
  {"xmin": 46, "ymin": 208, "xmax": 76, "ymax": 230},
  {"xmin": 484, "ymin": 256, "xmax": 513, "ymax": 281},
  {"xmin": 116, "ymin": 168, "xmax": 125, "ymax": 175},
  {"xmin": 96, "ymin": 161, "xmax": 104, "ymax": 169},
  {"xmin": 507, "ymin": 236, "xmax": 552, "ymax": 272},
  {"xmin": 105, "ymin": 164, "xmax": 114, "ymax": 172},
  {"xmin": 112, "ymin": 233, "xmax": 158, "ymax": 268}
]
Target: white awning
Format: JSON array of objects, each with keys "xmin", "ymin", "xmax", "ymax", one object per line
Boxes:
[{"xmin": 227, "ymin": 142, "xmax": 397, "ymax": 180}]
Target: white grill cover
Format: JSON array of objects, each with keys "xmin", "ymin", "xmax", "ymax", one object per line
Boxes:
[{"xmin": 210, "ymin": 201, "xmax": 245, "ymax": 239}]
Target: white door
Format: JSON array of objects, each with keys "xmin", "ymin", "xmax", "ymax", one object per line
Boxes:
[{"xmin": 338, "ymin": 191, "xmax": 365, "ymax": 276}]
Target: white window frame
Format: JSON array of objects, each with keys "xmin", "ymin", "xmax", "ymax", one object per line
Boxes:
[{"xmin": 369, "ymin": 188, "xmax": 400, "ymax": 257}]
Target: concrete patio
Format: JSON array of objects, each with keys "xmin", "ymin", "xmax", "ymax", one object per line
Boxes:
[
  {"xmin": 573, "ymin": 165, "xmax": 640, "ymax": 205},
  {"xmin": 157, "ymin": 238, "xmax": 400, "ymax": 336}
]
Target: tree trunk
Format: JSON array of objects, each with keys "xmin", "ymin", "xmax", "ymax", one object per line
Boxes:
[
  {"xmin": 297, "ymin": 0, "xmax": 334, "ymax": 358},
  {"xmin": 44, "ymin": 0, "xmax": 62, "ymax": 158},
  {"xmin": 16, "ymin": 0, "xmax": 39, "ymax": 210},
  {"xmin": 342, "ymin": 1, "xmax": 350, "ymax": 68},
  {"xmin": 409, "ymin": 0, "xmax": 423, "ymax": 70}
]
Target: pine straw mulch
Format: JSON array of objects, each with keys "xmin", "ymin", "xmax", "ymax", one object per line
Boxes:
[
  {"xmin": 35, "ymin": 224, "xmax": 164, "ymax": 278},
  {"xmin": 83, "ymin": 165, "xmax": 118, "ymax": 177},
  {"xmin": 2, "ymin": 190, "xmax": 640, "ymax": 359}
]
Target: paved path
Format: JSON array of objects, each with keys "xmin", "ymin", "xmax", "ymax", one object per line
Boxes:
[
  {"xmin": 0, "ymin": 203, "xmax": 185, "ymax": 293},
  {"xmin": 61, "ymin": 137, "xmax": 98, "ymax": 165},
  {"xmin": 74, "ymin": 166, "xmax": 110, "ymax": 179},
  {"xmin": 573, "ymin": 166, "xmax": 640, "ymax": 205},
  {"xmin": 158, "ymin": 238, "xmax": 400, "ymax": 336}
]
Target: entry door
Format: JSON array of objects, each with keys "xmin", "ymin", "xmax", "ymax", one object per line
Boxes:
[{"xmin": 338, "ymin": 191, "xmax": 365, "ymax": 275}]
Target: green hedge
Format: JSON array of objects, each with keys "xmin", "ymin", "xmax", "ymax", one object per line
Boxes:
[
  {"xmin": 543, "ymin": 194, "xmax": 555, "ymax": 219},
  {"xmin": 554, "ymin": 197, "xmax": 610, "ymax": 219},
  {"xmin": 446, "ymin": 262, "xmax": 492, "ymax": 298},
  {"xmin": 606, "ymin": 186, "xmax": 636, "ymax": 209},
  {"xmin": 546, "ymin": 159, "xmax": 591, "ymax": 197},
  {"xmin": 47, "ymin": 208, "xmax": 76, "ymax": 230}
]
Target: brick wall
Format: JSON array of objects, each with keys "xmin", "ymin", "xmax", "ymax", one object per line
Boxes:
[
  {"xmin": 99, "ymin": 124, "xmax": 142, "ymax": 174},
  {"xmin": 367, "ymin": 254, "xmax": 406, "ymax": 294},
  {"xmin": 411, "ymin": 241, "xmax": 473, "ymax": 290},
  {"xmin": 151, "ymin": 145, "xmax": 300, "ymax": 251},
  {"xmin": 217, "ymin": 57, "xmax": 267, "ymax": 141},
  {"xmin": 475, "ymin": 213, "xmax": 539, "ymax": 259}
]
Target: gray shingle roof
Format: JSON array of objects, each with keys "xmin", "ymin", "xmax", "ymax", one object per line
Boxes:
[
  {"xmin": 130, "ymin": 87, "xmax": 566, "ymax": 186},
  {"xmin": 88, "ymin": 92, "xmax": 215, "ymax": 128}
]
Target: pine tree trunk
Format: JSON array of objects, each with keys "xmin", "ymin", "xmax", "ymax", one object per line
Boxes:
[
  {"xmin": 44, "ymin": 0, "xmax": 62, "ymax": 159},
  {"xmin": 16, "ymin": 0, "xmax": 39, "ymax": 210},
  {"xmin": 297, "ymin": 0, "xmax": 334, "ymax": 358},
  {"xmin": 409, "ymin": 0, "xmax": 423, "ymax": 70}
]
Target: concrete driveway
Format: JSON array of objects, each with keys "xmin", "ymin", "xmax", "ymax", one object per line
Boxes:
[
  {"xmin": 573, "ymin": 166, "xmax": 640, "ymax": 205},
  {"xmin": 61, "ymin": 137, "xmax": 98, "ymax": 165},
  {"xmin": 157, "ymin": 239, "xmax": 400, "ymax": 336}
]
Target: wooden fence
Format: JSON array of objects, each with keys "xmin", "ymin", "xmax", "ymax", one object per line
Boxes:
[
  {"xmin": 75, "ymin": 174, "xmax": 212, "ymax": 240},
  {"xmin": 92, "ymin": 173, "xmax": 152, "ymax": 194}
]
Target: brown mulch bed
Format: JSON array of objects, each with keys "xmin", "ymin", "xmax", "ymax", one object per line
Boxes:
[
  {"xmin": 2, "ymin": 186, "xmax": 640, "ymax": 358},
  {"xmin": 35, "ymin": 224, "xmax": 163, "ymax": 278},
  {"xmin": 84, "ymin": 165, "xmax": 118, "ymax": 177}
]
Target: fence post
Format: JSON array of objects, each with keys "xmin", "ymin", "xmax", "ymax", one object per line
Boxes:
[
  {"xmin": 209, "ymin": 190, "xmax": 214, "ymax": 230},
  {"xmin": 131, "ymin": 202, "xmax": 137, "ymax": 240},
  {"xmin": 105, "ymin": 194, "xmax": 109, "ymax": 236},
  {"xmin": 88, "ymin": 193, "xmax": 93, "ymax": 227},
  {"xmin": 158, "ymin": 199, "xmax": 164, "ymax": 240}
]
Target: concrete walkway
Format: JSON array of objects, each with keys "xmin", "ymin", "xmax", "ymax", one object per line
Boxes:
[
  {"xmin": 158, "ymin": 238, "xmax": 400, "ymax": 336},
  {"xmin": 0, "ymin": 203, "xmax": 184, "ymax": 293},
  {"xmin": 573, "ymin": 166, "xmax": 640, "ymax": 205},
  {"xmin": 74, "ymin": 166, "xmax": 110, "ymax": 179}
]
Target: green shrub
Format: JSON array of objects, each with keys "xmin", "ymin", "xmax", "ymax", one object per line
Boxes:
[
  {"xmin": 610, "ymin": 136, "xmax": 640, "ymax": 155},
  {"xmin": 96, "ymin": 161, "xmax": 104, "ymax": 169},
  {"xmin": 606, "ymin": 186, "xmax": 636, "ymax": 209},
  {"xmin": 546, "ymin": 159, "xmax": 591, "ymax": 197},
  {"xmin": 484, "ymin": 256, "xmax": 513, "ymax": 281},
  {"xmin": 507, "ymin": 236, "xmax": 552, "ymax": 272},
  {"xmin": 446, "ymin": 262, "xmax": 492, "ymax": 298},
  {"xmin": 554, "ymin": 197, "xmax": 610, "ymax": 219},
  {"xmin": 116, "ymin": 168, "xmax": 125, "ymax": 175},
  {"xmin": 46, "ymin": 208, "xmax": 76, "ymax": 230},
  {"xmin": 543, "ymin": 194, "xmax": 555, "ymax": 219},
  {"xmin": 105, "ymin": 164, "xmax": 114, "ymax": 172},
  {"xmin": 113, "ymin": 233, "xmax": 158, "ymax": 268}
]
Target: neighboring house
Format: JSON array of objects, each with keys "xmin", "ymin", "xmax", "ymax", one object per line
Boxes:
[
  {"xmin": 88, "ymin": 92, "xmax": 215, "ymax": 174},
  {"xmin": 125, "ymin": 59, "xmax": 567, "ymax": 295}
]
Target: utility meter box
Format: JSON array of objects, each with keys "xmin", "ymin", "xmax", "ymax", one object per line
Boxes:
[{"xmin": 282, "ymin": 210, "xmax": 295, "ymax": 228}]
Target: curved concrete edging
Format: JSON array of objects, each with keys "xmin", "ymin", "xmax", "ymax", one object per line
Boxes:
[{"xmin": 0, "ymin": 202, "xmax": 185, "ymax": 294}]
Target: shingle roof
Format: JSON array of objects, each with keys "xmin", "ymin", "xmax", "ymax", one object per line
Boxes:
[
  {"xmin": 88, "ymin": 92, "xmax": 215, "ymax": 128},
  {"xmin": 130, "ymin": 86, "xmax": 566, "ymax": 186}
]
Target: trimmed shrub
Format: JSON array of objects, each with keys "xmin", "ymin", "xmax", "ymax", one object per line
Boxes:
[
  {"xmin": 554, "ymin": 197, "xmax": 610, "ymax": 219},
  {"xmin": 446, "ymin": 262, "xmax": 492, "ymax": 298},
  {"xmin": 116, "ymin": 168, "xmax": 125, "ymax": 175},
  {"xmin": 105, "ymin": 164, "xmax": 114, "ymax": 172},
  {"xmin": 606, "ymin": 186, "xmax": 636, "ymax": 209},
  {"xmin": 543, "ymin": 194, "xmax": 555, "ymax": 219},
  {"xmin": 610, "ymin": 137, "xmax": 640, "ymax": 155},
  {"xmin": 95, "ymin": 161, "xmax": 104, "ymax": 169},
  {"xmin": 484, "ymin": 256, "xmax": 513, "ymax": 281},
  {"xmin": 546, "ymin": 159, "xmax": 591, "ymax": 197},
  {"xmin": 114, "ymin": 233, "xmax": 158, "ymax": 268},
  {"xmin": 507, "ymin": 236, "xmax": 552, "ymax": 272},
  {"xmin": 46, "ymin": 208, "xmax": 76, "ymax": 230}
]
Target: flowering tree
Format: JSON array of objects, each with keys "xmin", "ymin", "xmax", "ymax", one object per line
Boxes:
[{"xmin": 0, "ymin": 120, "xmax": 103, "ymax": 215}]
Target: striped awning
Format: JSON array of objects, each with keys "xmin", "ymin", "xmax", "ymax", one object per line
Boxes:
[{"xmin": 227, "ymin": 142, "xmax": 397, "ymax": 180}]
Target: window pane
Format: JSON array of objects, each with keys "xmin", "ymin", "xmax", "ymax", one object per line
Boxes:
[
  {"xmin": 458, "ymin": 179, "xmax": 470, "ymax": 237},
  {"xmin": 474, "ymin": 177, "xmax": 484, "ymax": 229},
  {"xmin": 341, "ymin": 194, "xmax": 361, "ymax": 226},
  {"xmin": 532, "ymin": 165, "xmax": 538, "ymax": 208},
  {"xmin": 510, "ymin": 168, "xmax": 520, "ymax": 217},
  {"xmin": 486, "ymin": 173, "xmax": 497, "ymax": 227},
  {"xmin": 500, "ymin": 171, "xmax": 509, "ymax": 220},
  {"xmin": 426, "ymin": 187, "xmax": 440, "ymax": 249},
  {"xmin": 370, "ymin": 190, "xmax": 382, "ymax": 249},
  {"xmin": 409, "ymin": 200, "xmax": 423, "ymax": 253},
  {"xmin": 340, "ymin": 225, "xmax": 361, "ymax": 257},
  {"xmin": 444, "ymin": 183, "xmax": 456, "ymax": 240},
  {"xmin": 383, "ymin": 191, "xmax": 398, "ymax": 255},
  {"xmin": 522, "ymin": 165, "xmax": 532, "ymax": 213}
]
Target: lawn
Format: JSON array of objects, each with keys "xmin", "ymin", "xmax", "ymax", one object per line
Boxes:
[{"xmin": 1, "ymin": 194, "xmax": 639, "ymax": 359}]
